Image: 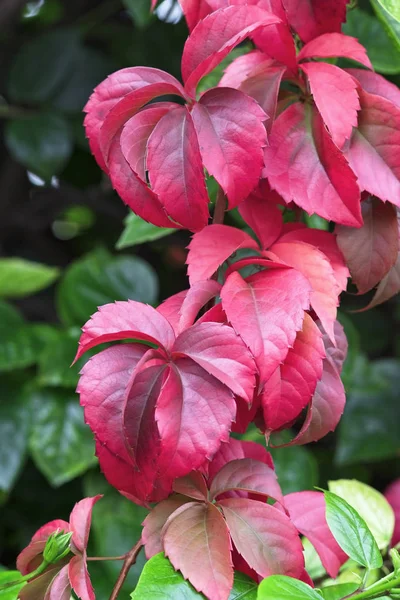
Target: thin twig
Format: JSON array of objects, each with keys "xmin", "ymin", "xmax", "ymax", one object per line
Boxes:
[
  {"xmin": 87, "ymin": 555, "xmax": 127, "ymax": 562},
  {"xmin": 109, "ymin": 539, "xmax": 143, "ymax": 600}
]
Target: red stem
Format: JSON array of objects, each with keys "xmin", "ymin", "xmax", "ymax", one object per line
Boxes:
[
  {"xmin": 109, "ymin": 539, "xmax": 143, "ymax": 600},
  {"xmin": 213, "ymin": 187, "xmax": 226, "ymax": 225}
]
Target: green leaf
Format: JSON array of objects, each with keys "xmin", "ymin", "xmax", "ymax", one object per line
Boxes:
[
  {"xmin": 0, "ymin": 571, "xmax": 26, "ymax": 600},
  {"xmin": 376, "ymin": 0, "xmax": 400, "ymax": 22},
  {"xmin": 324, "ymin": 489, "xmax": 383, "ymax": 569},
  {"xmin": 5, "ymin": 114, "xmax": 73, "ymax": 181},
  {"xmin": 0, "ymin": 376, "xmax": 32, "ymax": 495},
  {"xmin": 0, "ymin": 259, "xmax": 59, "ymax": 298},
  {"xmin": 371, "ymin": 0, "xmax": 400, "ymax": 52},
  {"xmin": 56, "ymin": 248, "xmax": 158, "ymax": 326},
  {"xmin": 257, "ymin": 575, "xmax": 322, "ymax": 600},
  {"xmin": 7, "ymin": 29, "xmax": 80, "ymax": 105},
  {"xmin": 0, "ymin": 301, "xmax": 40, "ymax": 372},
  {"xmin": 132, "ymin": 553, "xmax": 257, "ymax": 599},
  {"xmin": 84, "ymin": 472, "xmax": 148, "ymax": 595},
  {"xmin": 29, "ymin": 389, "xmax": 97, "ymax": 486},
  {"xmin": 123, "ymin": 0, "xmax": 154, "ymax": 28},
  {"xmin": 336, "ymin": 359, "xmax": 400, "ymax": 464},
  {"xmin": 37, "ymin": 329, "xmax": 86, "ymax": 389},
  {"xmin": 116, "ymin": 213, "xmax": 175, "ymax": 250},
  {"xmin": 343, "ymin": 7, "xmax": 400, "ymax": 74},
  {"xmin": 328, "ymin": 480, "xmax": 395, "ymax": 551},
  {"xmin": 303, "ymin": 537, "xmax": 326, "ymax": 580},
  {"xmin": 319, "ymin": 582, "xmax": 359, "ymax": 600}
]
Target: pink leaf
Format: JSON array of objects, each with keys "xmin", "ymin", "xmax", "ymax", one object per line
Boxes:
[
  {"xmin": 221, "ymin": 269, "xmax": 311, "ymax": 383},
  {"xmin": 208, "ymin": 438, "xmax": 274, "ymax": 483},
  {"xmin": 142, "ymin": 495, "xmax": 190, "ymax": 558},
  {"xmin": 109, "ymin": 134, "xmax": 178, "ymax": 228},
  {"xmin": 69, "ymin": 555, "xmax": 95, "ymax": 600},
  {"xmin": 173, "ymin": 472, "xmax": 209, "ymax": 501},
  {"xmin": 192, "ymin": 87, "xmax": 267, "ymax": 207},
  {"xmin": 384, "ymin": 480, "xmax": 400, "ymax": 546},
  {"xmin": 187, "ymin": 224, "xmax": 259, "ymax": 284},
  {"xmin": 360, "ymin": 253, "xmax": 400, "ymax": 310},
  {"xmin": 179, "ymin": 0, "xmax": 213, "ymax": 31},
  {"xmin": 219, "ymin": 50, "xmax": 273, "ymax": 88},
  {"xmin": 345, "ymin": 90, "xmax": 400, "ymax": 207},
  {"xmin": 301, "ymin": 62, "xmax": 360, "ymax": 149},
  {"xmin": 345, "ymin": 69, "xmax": 400, "ymax": 109},
  {"xmin": 173, "ymin": 321, "xmax": 257, "ymax": 401},
  {"xmin": 336, "ymin": 197, "xmax": 398, "ymax": 294},
  {"xmin": 261, "ymin": 313, "xmax": 325, "ymax": 431},
  {"xmin": 264, "ymin": 103, "xmax": 362, "ymax": 227},
  {"xmin": 147, "ymin": 106, "xmax": 210, "ymax": 232},
  {"xmin": 285, "ymin": 491, "xmax": 348, "ymax": 578},
  {"xmin": 163, "ymin": 502, "xmax": 233, "ymax": 600},
  {"xmin": 268, "ymin": 241, "xmax": 341, "ymax": 342},
  {"xmin": 84, "ymin": 67, "xmax": 186, "ymax": 172},
  {"xmin": 69, "ymin": 496, "xmax": 101, "ymax": 554},
  {"xmin": 155, "ymin": 359, "xmax": 236, "ymax": 481},
  {"xmin": 209, "ymin": 458, "xmax": 283, "ymax": 503},
  {"xmin": 298, "ymin": 33, "xmax": 372, "ymax": 69},
  {"xmin": 45, "ymin": 565, "xmax": 71, "ymax": 600},
  {"xmin": 157, "ymin": 280, "xmax": 221, "ymax": 335},
  {"xmin": 17, "ymin": 520, "xmax": 70, "ymax": 575},
  {"xmin": 283, "ymin": 0, "xmax": 350, "ymax": 43},
  {"xmin": 279, "ymin": 228, "xmax": 349, "ymax": 292},
  {"xmin": 182, "ymin": 5, "xmax": 281, "ymax": 97},
  {"xmin": 219, "ymin": 498, "xmax": 304, "ymax": 578},
  {"xmin": 75, "ymin": 300, "xmax": 176, "ymax": 361},
  {"xmin": 238, "ymin": 181, "xmax": 283, "ymax": 250}
]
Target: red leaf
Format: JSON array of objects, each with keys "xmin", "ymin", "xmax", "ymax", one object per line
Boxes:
[
  {"xmin": 221, "ymin": 269, "xmax": 311, "ymax": 383},
  {"xmin": 336, "ymin": 197, "xmax": 398, "ymax": 294},
  {"xmin": 219, "ymin": 498, "xmax": 304, "ymax": 578},
  {"xmin": 147, "ymin": 106, "xmax": 210, "ymax": 232},
  {"xmin": 301, "ymin": 63, "xmax": 360, "ymax": 149},
  {"xmin": 346, "ymin": 90, "xmax": 400, "ymax": 207},
  {"xmin": 173, "ymin": 321, "xmax": 257, "ymax": 401},
  {"xmin": 268, "ymin": 241, "xmax": 341, "ymax": 342},
  {"xmin": 285, "ymin": 492, "xmax": 348, "ymax": 578},
  {"xmin": 279, "ymin": 228, "xmax": 349, "ymax": 292},
  {"xmin": 182, "ymin": 5, "xmax": 281, "ymax": 97},
  {"xmin": 70, "ymin": 496, "xmax": 101, "ymax": 554},
  {"xmin": 187, "ymin": 224, "xmax": 259, "ymax": 284},
  {"xmin": 17, "ymin": 520, "xmax": 70, "ymax": 575},
  {"xmin": 163, "ymin": 502, "xmax": 233, "ymax": 600},
  {"xmin": 238, "ymin": 182, "xmax": 283, "ymax": 250},
  {"xmin": 179, "ymin": 0, "xmax": 213, "ymax": 31},
  {"xmin": 385, "ymin": 480, "xmax": 400, "ymax": 546},
  {"xmin": 142, "ymin": 495, "xmax": 190, "ymax": 558},
  {"xmin": 173, "ymin": 472, "xmax": 209, "ymax": 501},
  {"xmin": 75, "ymin": 300, "xmax": 176, "ymax": 360},
  {"xmin": 191, "ymin": 87, "xmax": 267, "ymax": 207},
  {"xmin": 264, "ymin": 102, "xmax": 362, "ymax": 227},
  {"xmin": 208, "ymin": 438, "xmax": 274, "ymax": 483},
  {"xmin": 157, "ymin": 280, "xmax": 222, "ymax": 335},
  {"xmin": 155, "ymin": 359, "xmax": 236, "ymax": 481},
  {"xmin": 69, "ymin": 555, "xmax": 95, "ymax": 600},
  {"xmin": 209, "ymin": 458, "xmax": 283, "ymax": 503},
  {"xmin": 361, "ymin": 254, "xmax": 400, "ymax": 310},
  {"xmin": 109, "ymin": 134, "xmax": 178, "ymax": 228},
  {"xmin": 219, "ymin": 50, "xmax": 272, "ymax": 88},
  {"xmin": 261, "ymin": 313, "xmax": 325, "ymax": 431},
  {"xmin": 345, "ymin": 69, "xmax": 400, "ymax": 109},
  {"xmin": 46, "ymin": 565, "xmax": 71, "ymax": 600},
  {"xmin": 283, "ymin": 0, "xmax": 349, "ymax": 43},
  {"xmin": 298, "ymin": 33, "xmax": 372, "ymax": 69},
  {"xmin": 84, "ymin": 69, "xmax": 186, "ymax": 172}
]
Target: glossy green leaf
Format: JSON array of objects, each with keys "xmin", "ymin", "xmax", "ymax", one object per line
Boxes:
[
  {"xmin": 5, "ymin": 114, "xmax": 73, "ymax": 181},
  {"xmin": 132, "ymin": 553, "xmax": 257, "ymax": 599},
  {"xmin": 0, "ymin": 377, "xmax": 31, "ymax": 494},
  {"xmin": 116, "ymin": 213, "xmax": 175, "ymax": 249},
  {"xmin": 0, "ymin": 302, "xmax": 40, "ymax": 372},
  {"xmin": 84, "ymin": 472, "xmax": 148, "ymax": 595},
  {"xmin": 56, "ymin": 248, "xmax": 158, "ymax": 326},
  {"xmin": 343, "ymin": 8, "xmax": 400, "ymax": 74},
  {"xmin": 336, "ymin": 359, "xmax": 400, "ymax": 464},
  {"xmin": 29, "ymin": 389, "xmax": 97, "ymax": 486},
  {"xmin": 371, "ymin": 0, "xmax": 400, "ymax": 51},
  {"xmin": 0, "ymin": 259, "xmax": 59, "ymax": 298},
  {"xmin": 324, "ymin": 490, "xmax": 383, "ymax": 569},
  {"xmin": 329, "ymin": 480, "xmax": 394, "ymax": 551},
  {"xmin": 376, "ymin": 0, "xmax": 400, "ymax": 22},
  {"xmin": 319, "ymin": 582, "xmax": 359, "ymax": 600},
  {"xmin": 257, "ymin": 575, "xmax": 321, "ymax": 600},
  {"xmin": 123, "ymin": 0, "xmax": 154, "ymax": 28},
  {"xmin": 7, "ymin": 29, "xmax": 80, "ymax": 105},
  {"xmin": 303, "ymin": 537, "xmax": 325, "ymax": 581},
  {"xmin": 0, "ymin": 571, "xmax": 26, "ymax": 600}
]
